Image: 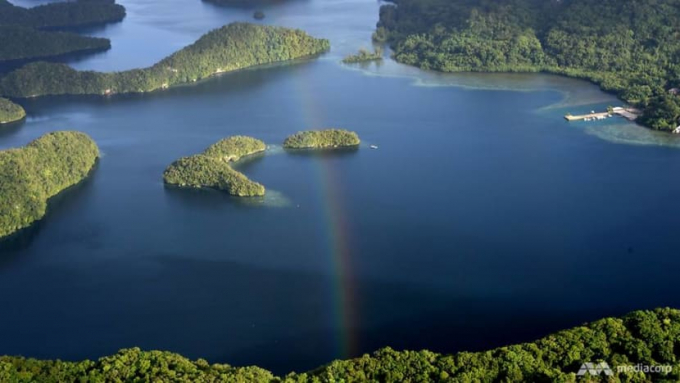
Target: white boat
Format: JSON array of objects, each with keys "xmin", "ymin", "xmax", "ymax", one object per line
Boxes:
[{"xmin": 370, "ymin": 145, "xmax": 378, "ymax": 149}]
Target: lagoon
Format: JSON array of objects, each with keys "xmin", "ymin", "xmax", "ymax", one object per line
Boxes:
[{"xmin": 2, "ymin": 0, "xmax": 680, "ymax": 375}]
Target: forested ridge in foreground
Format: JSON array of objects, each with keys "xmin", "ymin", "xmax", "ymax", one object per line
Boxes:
[
  {"xmin": 0, "ymin": 23, "xmax": 330, "ymax": 98},
  {"xmin": 0, "ymin": 132, "xmax": 99, "ymax": 239},
  {"xmin": 1, "ymin": 308, "xmax": 678, "ymax": 381},
  {"xmin": 377, "ymin": 0, "xmax": 680, "ymax": 132},
  {"xmin": 0, "ymin": 0, "xmax": 125, "ymax": 29}
]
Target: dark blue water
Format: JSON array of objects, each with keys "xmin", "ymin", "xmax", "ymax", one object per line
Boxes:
[{"xmin": 2, "ymin": 0, "xmax": 680, "ymax": 375}]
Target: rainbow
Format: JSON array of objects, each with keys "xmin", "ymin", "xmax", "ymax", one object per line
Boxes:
[
  {"xmin": 285, "ymin": 74, "xmax": 359, "ymax": 358},
  {"xmin": 312, "ymin": 159, "xmax": 359, "ymax": 358}
]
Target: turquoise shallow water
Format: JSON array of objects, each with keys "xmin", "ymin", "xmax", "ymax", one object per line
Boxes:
[{"xmin": 1, "ymin": 0, "xmax": 680, "ymax": 374}]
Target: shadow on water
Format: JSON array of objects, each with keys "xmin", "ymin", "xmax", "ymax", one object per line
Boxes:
[
  {"xmin": 0, "ymin": 118, "xmax": 25, "ymax": 139},
  {"xmin": 283, "ymin": 146, "xmax": 360, "ymax": 159},
  {"xmin": 0, "ymin": 162, "xmax": 99, "ymax": 266},
  {"xmin": 142, "ymin": 255, "xmax": 650, "ymax": 375},
  {"xmin": 0, "ymin": 47, "xmax": 112, "ymax": 75},
  {"xmin": 163, "ymin": 184, "xmax": 269, "ymax": 210}
]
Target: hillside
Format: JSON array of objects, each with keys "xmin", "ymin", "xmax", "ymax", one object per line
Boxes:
[
  {"xmin": 0, "ymin": 97, "xmax": 24, "ymax": 123},
  {"xmin": 377, "ymin": 0, "xmax": 680, "ymax": 132},
  {"xmin": 0, "ymin": 26, "xmax": 110, "ymax": 62},
  {"xmin": 0, "ymin": 308, "xmax": 678, "ymax": 381},
  {"xmin": 0, "ymin": 131, "xmax": 99, "ymax": 239},
  {"xmin": 0, "ymin": 0, "xmax": 125, "ymax": 29},
  {"xmin": 0, "ymin": 23, "xmax": 330, "ymax": 98}
]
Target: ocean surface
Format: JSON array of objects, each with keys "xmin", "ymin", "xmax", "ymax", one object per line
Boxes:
[{"xmin": 2, "ymin": 0, "xmax": 680, "ymax": 374}]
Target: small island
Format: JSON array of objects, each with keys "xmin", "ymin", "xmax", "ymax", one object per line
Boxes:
[
  {"xmin": 283, "ymin": 129, "xmax": 360, "ymax": 149},
  {"xmin": 253, "ymin": 10, "xmax": 265, "ymax": 20},
  {"xmin": 163, "ymin": 136, "xmax": 266, "ymax": 197},
  {"xmin": 0, "ymin": 23, "xmax": 330, "ymax": 98},
  {"xmin": 342, "ymin": 47, "xmax": 383, "ymax": 64},
  {"xmin": 0, "ymin": 131, "xmax": 99, "ymax": 239},
  {"xmin": 0, "ymin": 97, "xmax": 25, "ymax": 124}
]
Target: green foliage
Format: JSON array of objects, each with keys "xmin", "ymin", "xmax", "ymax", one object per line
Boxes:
[
  {"xmin": 0, "ymin": 0, "xmax": 125, "ymax": 29},
  {"xmin": 0, "ymin": 308, "xmax": 679, "ymax": 381},
  {"xmin": 0, "ymin": 26, "xmax": 110, "ymax": 62},
  {"xmin": 378, "ymin": 0, "xmax": 680, "ymax": 131},
  {"xmin": 342, "ymin": 48, "xmax": 383, "ymax": 64},
  {"xmin": 203, "ymin": 136, "xmax": 267, "ymax": 161},
  {"xmin": 0, "ymin": 97, "xmax": 24, "ymax": 123},
  {"xmin": 0, "ymin": 23, "xmax": 330, "ymax": 98},
  {"xmin": 283, "ymin": 129, "xmax": 361, "ymax": 149},
  {"xmin": 163, "ymin": 136, "xmax": 266, "ymax": 197},
  {"xmin": 0, "ymin": 131, "xmax": 99, "ymax": 239}
]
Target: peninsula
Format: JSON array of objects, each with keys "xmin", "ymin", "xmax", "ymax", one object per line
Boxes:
[
  {"xmin": 283, "ymin": 129, "xmax": 360, "ymax": 149},
  {"xmin": 0, "ymin": 97, "xmax": 25, "ymax": 124},
  {"xmin": 376, "ymin": 0, "xmax": 680, "ymax": 132},
  {"xmin": 163, "ymin": 136, "xmax": 266, "ymax": 197},
  {"xmin": 0, "ymin": 308, "xmax": 677, "ymax": 381},
  {"xmin": 0, "ymin": 131, "xmax": 99, "ymax": 239},
  {"xmin": 0, "ymin": 23, "xmax": 330, "ymax": 98}
]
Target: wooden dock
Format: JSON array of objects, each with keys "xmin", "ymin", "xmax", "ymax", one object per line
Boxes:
[
  {"xmin": 565, "ymin": 107, "xmax": 640, "ymax": 122},
  {"xmin": 564, "ymin": 112, "xmax": 610, "ymax": 121}
]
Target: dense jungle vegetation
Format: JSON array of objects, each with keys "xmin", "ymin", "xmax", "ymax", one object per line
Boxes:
[
  {"xmin": 342, "ymin": 48, "xmax": 383, "ymax": 64},
  {"xmin": 0, "ymin": 96, "xmax": 24, "ymax": 123},
  {"xmin": 283, "ymin": 129, "xmax": 361, "ymax": 149},
  {"xmin": 0, "ymin": 131, "xmax": 99, "ymax": 239},
  {"xmin": 0, "ymin": 0, "xmax": 125, "ymax": 29},
  {"xmin": 0, "ymin": 308, "xmax": 678, "ymax": 381},
  {"xmin": 163, "ymin": 136, "xmax": 266, "ymax": 197},
  {"xmin": 377, "ymin": 0, "xmax": 680, "ymax": 131},
  {"xmin": 0, "ymin": 23, "xmax": 330, "ymax": 98},
  {"xmin": 0, "ymin": 26, "xmax": 110, "ymax": 62}
]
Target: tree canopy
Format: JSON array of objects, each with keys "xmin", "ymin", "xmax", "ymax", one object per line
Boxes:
[
  {"xmin": 0, "ymin": 0, "xmax": 125, "ymax": 29},
  {"xmin": 163, "ymin": 136, "xmax": 267, "ymax": 197},
  {"xmin": 0, "ymin": 26, "xmax": 110, "ymax": 62},
  {"xmin": 0, "ymin": 131, "xmax": 99, "ymax": 239},
  {"xmin": 0, "ymin": 23, "xmax": 330, "ymax": 98},
  {"xmin": 0, "ymin": 97, "xmax": 24, "ymax": 123},
  {"xmin": 377, "ymin": 0, "xmax": 680, "ymax": 131},
  {"xmin": 0, "ymin": 308, "xmax": 678, "ymax": 381},
  {"xmin": 283, "ymin": 129, "xmax": 361, "ymax": 149}
]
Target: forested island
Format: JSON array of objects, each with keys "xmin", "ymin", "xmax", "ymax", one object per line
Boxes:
[
  {"xmin": 283, "ymin": 129, "xmax": 360, "ymax": 149},
  {"xmin": 0, "ymin": 0, "xmax": 125, "ymax": 29},
  {"xmin": 0, "ymin": 97, "xmax": 24, "ymax": 124},
  {"xmin": 0, "ymin": 23, "xmax": 330, "ymax": 98},
  {"xmin": 0, "ymin": 0, "xmax": 122, "ymax": 69},
  {"xmin": 0, "ymin": 131, "xmax": 99, "ymax": 240},
  {"xmin": 163, "ymin": 136, "xmax": 266, "ymax": 197},
  {"xmin": 342, "ymin": 48, "xmax": 383, "ymax": 64},
  {"xmin": 0, "ymin": 26, "xmax": 110, "ymax": 62},
  {"xmin": 0, "ymin": 307, "xmax": 678, "ymax": 381},
  {"xmin": 377, "ymin": 0, "xmax": 680, "ymax": 132}
]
